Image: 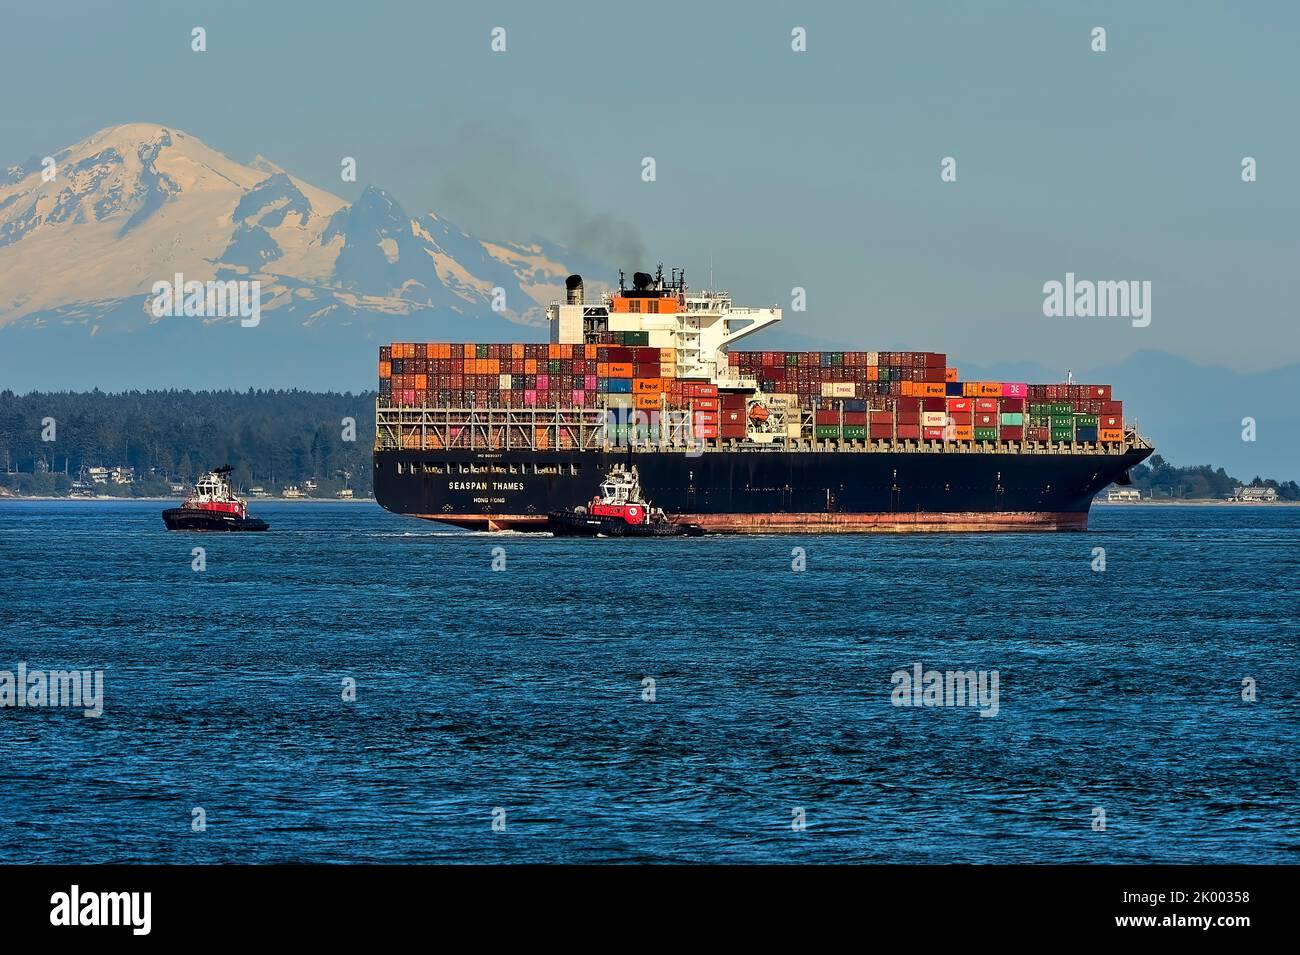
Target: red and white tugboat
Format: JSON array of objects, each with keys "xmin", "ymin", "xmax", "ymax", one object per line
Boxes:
[
  {"xmin": 548, "ymin": 465, "xmax": 703, "ymax": 537},
  {"xmin": 162, "ymin": 466, "xmax": 269, "ymax": 532}
]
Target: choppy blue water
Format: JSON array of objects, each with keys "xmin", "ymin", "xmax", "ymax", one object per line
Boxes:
[{"xmin": 0, "ymin": 500, "xmax": 1296, "ymax": 864}]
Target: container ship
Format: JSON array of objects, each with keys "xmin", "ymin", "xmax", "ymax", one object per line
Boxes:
[{"xmin": 372, "ymin": 267, "xmax": 1152, "ymax": 533}]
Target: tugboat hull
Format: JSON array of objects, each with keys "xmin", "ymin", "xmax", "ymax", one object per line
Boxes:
[
  {"xmin": 162, "ymin": 508, "xmax": 269, "ymax": 532},
  {"xmin": 547, "ymin": 510, "xmax": 703, "ymax": 537}
]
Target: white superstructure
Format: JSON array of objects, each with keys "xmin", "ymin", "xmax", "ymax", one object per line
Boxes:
[{"xmin": 546, "ymin": 266, "xmax": 780, "ymax": 386}]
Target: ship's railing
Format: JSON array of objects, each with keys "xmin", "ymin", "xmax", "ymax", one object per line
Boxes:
[
  {"xmin": 376, "ymin": 401, "xmax": 1147, "ymax": 457},
  {"xmin": 376, "ymin": 401, "xmax": 619, "ymax": 452}
]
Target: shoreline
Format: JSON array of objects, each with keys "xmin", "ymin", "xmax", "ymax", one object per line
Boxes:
[{"xmin": 1093, "ymin": 499, "xmax": 1299, "ymax": 506}]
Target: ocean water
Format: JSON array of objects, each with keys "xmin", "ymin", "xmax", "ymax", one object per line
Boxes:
[{"xmin": 0, "ymin": 499, "xmax": 1296, "ymax": 864}]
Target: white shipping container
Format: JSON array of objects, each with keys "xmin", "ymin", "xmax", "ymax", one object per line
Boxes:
[
  {"xmin": 921, "ymin": 411, "xmax": 948, "ymax": 427},
  {"xmin": 866, "ymin": 351, "xmax": 879, "ymax": 365},
  {"xmin": 820, "ymin": 383, "xmax": 857, "ymax": 398},
  {"xmin": 499, "ymin": 374, "xmax": 512, "ymax": 389}
]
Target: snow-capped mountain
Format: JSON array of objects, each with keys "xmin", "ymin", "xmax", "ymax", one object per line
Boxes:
[{"xmin": 0, "ymin": 124, "xmax": 610, "ymax": 389}]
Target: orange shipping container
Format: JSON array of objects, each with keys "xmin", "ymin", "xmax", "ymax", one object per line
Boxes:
[
  {"xmin": 1099, "ymin": 429, "xmax": 1124, "ymax": 442},
  {"xmin": 511, "ymin": 343, "xmax": 525, "ymax": 359},
  {"xmin": 634, "ymin": 394, "xmax": 661, "ymax": 410},
  {"xmin": 525, "ymin": 359, "xmax": 538, "ymax": 374},
  {"xmin": 951, "ymin": 425, "xmax": 974, "ymax": 441},
  {"xmin": 918, "ymin": 382, "xmax": 946, "ymax": 397},
  {"xmin": 633, "ymin": 378, "xmax": 662, "ymax": 394},
  {"xmin": 379, "ymin": 360, "xmax": 391, "ymax": 379},
  {"xmin": 608, "ymin": 362, "xmax": 633, "ymax": 377},
  {"xmin": 945, "ymin": 367, "xmax": 959, "ymax": 382},
  {"xmin": 866, "ymin": 366, "xmax": 879, "ymax": 382}
]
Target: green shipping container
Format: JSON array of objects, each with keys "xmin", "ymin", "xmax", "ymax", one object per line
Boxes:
[
  {"xmin": 815, "ymin": 425, "xmax": 842, "ymax": 440},
  {"xmin": 974, "ymin": 427, "xmax": 998, "ymax": 441},
  {"xmin": 1074, "ymin": 414, "xmax": 1098, "ymax": 427},
  {"xmin": 624, "ymin": 331, "xmax": 649, "ymax": 346},
  {"xmin": 476, "ymin": 343, "xmax": 490, "ymax": 359},
  {"xmin": 843, "ymin": 425, "xmax": 867, "ymax": 440},
  {"xmin": 1029, "ymin": 402, "xmax": 1052, "ymax": 415},
  {"xmin": 1030, "ymin": 414, "xmax": 1051, "ymax": 427},
  {"xmin": 1050, "ymin": 427, "xmax": 1074, "ymax": 442},
  {"xmin": 1050, "ymin": 414, "xmax": 1073, "ymax": 428},
  {"xmin": 1000, "ymin": 412, "xmax": 1024, "ymax": 426},
  {"xmin": 878, "ymin": 368, "xmax": 891, "ymax": 381},
  {"xmin": 1049, "ymin": 402, "xmax": 1073, "ymax": 415}
]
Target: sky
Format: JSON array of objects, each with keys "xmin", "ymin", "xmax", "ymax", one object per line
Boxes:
[{"xmin": 1, "ymin": 0, "xmax": 1297, "ymax": 373}]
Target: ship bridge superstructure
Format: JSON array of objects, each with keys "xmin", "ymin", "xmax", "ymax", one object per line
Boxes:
[{"xmin": 546, "ymin": 265, "xmax": 780, "ymax": 384}]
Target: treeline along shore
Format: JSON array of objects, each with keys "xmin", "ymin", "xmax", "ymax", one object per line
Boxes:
[{"xmin": 0, "ymin": 390, "xmax": 375, "ymax": 498}]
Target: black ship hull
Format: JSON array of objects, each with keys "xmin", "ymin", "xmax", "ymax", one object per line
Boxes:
[
  {"xmin": 374, "ymin": 445, "xmax": 1152, "ymax": 533},
  {"xmin": 162, "ymin": 507, "xmax": 270, "ymax": 532}
]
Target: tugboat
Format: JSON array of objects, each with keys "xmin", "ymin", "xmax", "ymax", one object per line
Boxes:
[
  {"xmin": 548, "ymin": 465, "xmax": 704, "ymax": 537},
  {"xmin": 162, "ymin": 466, "xmax": 269, "ymax": 531}
]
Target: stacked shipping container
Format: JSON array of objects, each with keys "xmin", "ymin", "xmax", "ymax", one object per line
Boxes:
[
  {"xmin": 380, "ymin": 344, "xmax": 1124, "ymax": 447},
  {"xmin": 728, "ymin": 351, "xmax": 1122, "ymax": 444}
]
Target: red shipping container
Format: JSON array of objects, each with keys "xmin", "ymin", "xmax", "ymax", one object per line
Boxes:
[
  {"xmin": 975, "ymin": 412, "xmax": 997, "ymax": 427},
  {"xmin": 692, "ymin": 397, "xmax": 719, "ymax": 411},
  {"xmin": 922, "ymin": 426, "xmax": 946, "ymax": 440},
  {"xmin": 897, "ymin": 411, "xmax": 921, "ymax": 425},
  {"xmin": 870, "ymin": 411, "xmax": 894, "ymax": 424},
  {"xmin": 1000, "ymin": 426, "xmax": 1024, "ymax": 441},
  {"xmin": 896, "ymin": 396, "xmax": 921, "ymax": 413},
  {"xmin": 947, "ymin": 398, "xmax": 972, "ymax": 413},
  {"xmin": 1100, "ymin": 400, "xmax": 1122, "ymax": 416},
  {"xmin": 975, "ymin": 398, "xmax": 998, "ymax": 413},
  {"xmin": 922, "ymin": 396, "xmax": 946, "ymax": 412},
  {"xmin": 1099, "ymin": 414, "xmax": 1123, "ymax": 429},
  {"xmin": 815, "ymin": 410, "xmax": 838, "ymax": 425},
  {"xmin": 999, "ymin": 397, "xmax": 1025, "ymax": 412},
  {"xmin": 896, "ymin": 425, "xmax": 921, "ymax": 440},
  {"xmin": 947, "ymin": 411, "xmax": 973, "ymax": 425},
  {"xmin": 1028, "ymin": 427, "xmax": 1050, "ymax": 442},
  {"xmin": 1085, "ymin": 384, "xmax": 1112, "ymax": 400},
  {"xmin": 869, "ymin": 424, "xmax": 894, "ymax": 439}
]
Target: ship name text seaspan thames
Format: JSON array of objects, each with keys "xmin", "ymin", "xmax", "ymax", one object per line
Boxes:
[{"xmin": 372, "ymin": 267, "xmax": 1152, "ymax": 533}]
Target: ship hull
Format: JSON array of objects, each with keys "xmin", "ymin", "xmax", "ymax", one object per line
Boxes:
[
  {"xmin": 162, "ymin": 507, "xmax": 270, "ymax": 532},
  {"xmin": 373, "ymin": 445, "xmax": 1151, "ymax": 533}
]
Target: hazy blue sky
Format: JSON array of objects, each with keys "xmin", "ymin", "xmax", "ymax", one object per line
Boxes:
[{"xmin": 2, "ymin": 0, "xmax": 1296, "ymax": 372}]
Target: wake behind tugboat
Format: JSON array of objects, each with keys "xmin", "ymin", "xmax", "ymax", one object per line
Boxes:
[
  {"xmin": 162, "ymin": 466, "xmax": 269, "ymax": 532},
  {"xmin": 548, "ymin": 465, "xmax": 704, "ymax": 537}
]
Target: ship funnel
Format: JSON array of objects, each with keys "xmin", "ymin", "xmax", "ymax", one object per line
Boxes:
[
  {"xmin": 633, "ymin": 271, "xmax": 653, "ymax": 290},
  {"xmin": 565, "ymin": 274, "xmax": 584, "ymax": 305}
]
